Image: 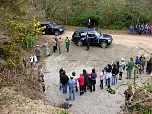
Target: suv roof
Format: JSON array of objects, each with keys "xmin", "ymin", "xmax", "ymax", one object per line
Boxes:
[
  {"xmin": 40, "ymin": 22, "xmax": 51, "ymax": 24},
  {"xmin": 75, "ymin": 28, "xmax": 95, "ymax": 32},
  {"xmin": 40, "ymin": 22, "xmax": 57, "ymax": 25}
]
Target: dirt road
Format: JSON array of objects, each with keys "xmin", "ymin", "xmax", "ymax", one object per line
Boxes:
[{"xmin": 43, "ymin": 31, "xmax": 152, "ymax": 114}]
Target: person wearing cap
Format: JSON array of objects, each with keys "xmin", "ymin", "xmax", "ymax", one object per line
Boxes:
[
  {"xmin": 126, "ymin": 57, "xmax": 134, "ymax": 79},
  {"xmin": 65, "ymin": 37, "xmax": 70, "ymax": 52},
  {"xmin": 119, "ymin": 58, "xmax": 126, "ymax": 80},
  {"xmin": 68, "ymin": 75, "xmax": 76, "ymax": 100},
  {"xmin": 35, "ymin": 45, "xmax": 41, "ymax": 61}
]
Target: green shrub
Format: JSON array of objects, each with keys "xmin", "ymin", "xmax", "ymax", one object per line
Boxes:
[{"xmin": 22, "ymin": 35, "xmax": 37, "ymax": 49}]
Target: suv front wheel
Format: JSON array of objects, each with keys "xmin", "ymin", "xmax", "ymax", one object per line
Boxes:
[
  {"xmin": 100, "ymin": 42, "xmax": 107, "ymax": 48},
  {"xmin": 77, "ymin": 40, "xmax": 83, "ymax": 46},
  {"xmin": 55, "ymin": 31, "xmax": 60, "ymax": 36}
]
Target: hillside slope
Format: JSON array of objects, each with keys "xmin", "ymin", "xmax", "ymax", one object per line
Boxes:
[{"xmin": 0, "ymin": 87, "xmax": 68, "ymax": 114}]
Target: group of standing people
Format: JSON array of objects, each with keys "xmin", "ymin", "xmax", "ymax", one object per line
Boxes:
[
  {"xmin": 126, "ymin": 54, "xmax": 152, "ymax": 79},
  {"xmin": 53, "ymin": 35, "xmax": 70, "ymax": 53},
  {"xmin": 59, "ymin": 68, "xmax": 98, "ymax": 100},
  {"xmin": 129, "ymin": 24, "xmax": 152, "ymax": 35},
  {"xmin": 58, "ymin": 53, "xmax": 152, "ymax": 101},
  {"xmin": 23, "ymin": 45, "xmax": 41, "ymax": 68}
]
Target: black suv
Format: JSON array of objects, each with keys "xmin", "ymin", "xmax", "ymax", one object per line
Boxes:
[
  {"xmin": 72, "ymin": 28, "xmax": 113, "ymax": 48},
  {"xmin": 40, "ymin": 22, "xmax": 64, "ymax": 35}
]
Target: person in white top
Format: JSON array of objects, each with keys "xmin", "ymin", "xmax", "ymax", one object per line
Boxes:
[
  {"xmin": 119, "ymin": 58, "xmax": 126, "ymax": 80},
  {"xmin": 29, "ymin": 55, "xmax": 34, "ymax": 68}
]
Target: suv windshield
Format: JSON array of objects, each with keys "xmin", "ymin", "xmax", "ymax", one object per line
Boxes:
[
  {"xmin": 93, "ymin": 31, "xmax": 100, "ymax": 37},
  {"xmin": 50, "ymin": 22, "xmax": 57, "ymax": 27}
]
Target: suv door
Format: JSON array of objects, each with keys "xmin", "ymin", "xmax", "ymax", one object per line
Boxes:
[
  {"xmin": 72, "ymin": 31, "xmax": 81, "ymax": 42},
  {"xmin": 88, "ymin": 32, "xmax": 98, "ymax": 44},
  {"xmin": 45, "ymin": 24, "xmax": 53, "ymax": 34}
]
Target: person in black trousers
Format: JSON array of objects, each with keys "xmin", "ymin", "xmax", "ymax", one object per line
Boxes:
[
  {"xmin": 86, "ymin": 34, "xmax": 90, "ymax": 50},
  {"xmin": 82, "ymin": 69, "xmax": 89, "ymax": 92},
  {"xmin": 90, "ymin": 68, "xmax": 97, "ymax": 92}
]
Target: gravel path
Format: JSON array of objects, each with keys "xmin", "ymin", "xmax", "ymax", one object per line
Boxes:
[{"xmin": 43, "ymin": 32, "xmax": 152, "ymax": 114}]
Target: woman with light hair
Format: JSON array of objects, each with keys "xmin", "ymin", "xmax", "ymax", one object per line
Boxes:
[{"xmin": 119, "ymin": 58, "xmax": 126, "ymax": 80}]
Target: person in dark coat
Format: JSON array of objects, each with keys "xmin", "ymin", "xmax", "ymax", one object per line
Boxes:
[
  {"xmin": 86, "ymin": 34, "xmax": 90, "ymax": 50},
  {"xmin": 90, "ymin": 68, "xmax": 97, "ymax": 92},
  {"xmin": 60, "ymin": 71, "xmax": 69, "ymax": 94},
  {"xmin": 108, "ymin": 64, "xmax": 112, "ymax": 72},
  {"xmin": 135, "ymin": 56, "xmax": 142, "ymax": 74},
  {"xmin": 112, "ymin": 64, "xmax": 119, "ymax": 85},
  {"xmin": 59, "ymin": 68, "xmax": 64, "ymax": 91},
  {"xmin": 61, "ymin": 98, "xmax": 72, "ymax": 109},
  {"xmin": 82, "ymin": 69, "xmax": 89, "ymax": 92},
  {"xmin": 146, "ymin": 57, "xmax": 152, "ymax": 74}
]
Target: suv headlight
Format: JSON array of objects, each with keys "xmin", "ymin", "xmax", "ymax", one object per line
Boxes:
[
  {"xmin": 108, "ymin": 39, "xmax": 111, "ymax": 42},
  {"xmin": 59, "ymin": 29, "xmax": 63, "ymax": 31}
]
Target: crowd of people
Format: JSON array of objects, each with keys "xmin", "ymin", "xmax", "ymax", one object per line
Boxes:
[
  {"xmin": 59, "ymin": 54, "xmax": 152, "ymax": 102},
  {"xmin": 129, "ymin": 24, "xmax": 152, "ymax": 35}
]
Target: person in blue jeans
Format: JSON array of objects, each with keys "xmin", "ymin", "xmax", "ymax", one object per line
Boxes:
[
  {"xmin": 112, "ymin": 64, "xmax": 119, "ymax": 85},
  {"xmin": 60, "ymin": 71, "xmax": 69, "ymax": 94},
  {"xmin": 105, "ymin": 66, "xmax": 112, "ymax": 88},
  {"xmin": 68, "ymin": 76, "xmax": 76, "ymax": 100}
]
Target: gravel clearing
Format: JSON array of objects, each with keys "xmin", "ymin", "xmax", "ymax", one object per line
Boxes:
[{"xmin": 43, "ymin": 31, "xmax": 152, "ymax": 114}]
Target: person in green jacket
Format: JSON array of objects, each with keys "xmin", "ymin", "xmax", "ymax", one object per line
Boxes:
[
  {"xmin": 126, "ymin": 57, "xmax": 134, "ymax": 79},
  {"xmin": 65, "ymin": 37, "xmax": 70, "ymax": 52}
]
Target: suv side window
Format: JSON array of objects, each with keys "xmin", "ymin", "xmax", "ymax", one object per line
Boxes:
[
  {"xmin": 87, "ymin": 32, "xmax": 95, "ymax": 38},
  {"xmin": 73, "ymin": 31, "xmax": 80, "ymax": 37},
  {"xmin": 46, "ymin": 24, "xmax": 51, "ymax": 29},
  {"xmin": 80, "ymin": 32, "xmax": 87, "ymax": 38}
]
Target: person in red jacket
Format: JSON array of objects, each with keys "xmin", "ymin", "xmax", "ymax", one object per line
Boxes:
[{"xmin": 78, "ymin": 74, "xmax": 84, "ymax": 95}]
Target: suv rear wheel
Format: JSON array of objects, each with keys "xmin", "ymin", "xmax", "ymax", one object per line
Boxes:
[
  {"xmin": 100, "ymin": 42, "xmax": 107, "ymax": 48},
  {"xmin": 77, "ymin": 40, "xmax": 83, "ymax": 46}
]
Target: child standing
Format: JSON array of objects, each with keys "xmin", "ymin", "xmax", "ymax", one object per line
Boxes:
[{"xmin": 29, "ymin": 55, "xmax": 34, "ymax": 68}]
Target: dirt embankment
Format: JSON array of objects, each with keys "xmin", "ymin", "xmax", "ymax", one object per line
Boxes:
[{"xmin": 0, "ymin": 87, "xmax": 68, "ymax": 114}]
